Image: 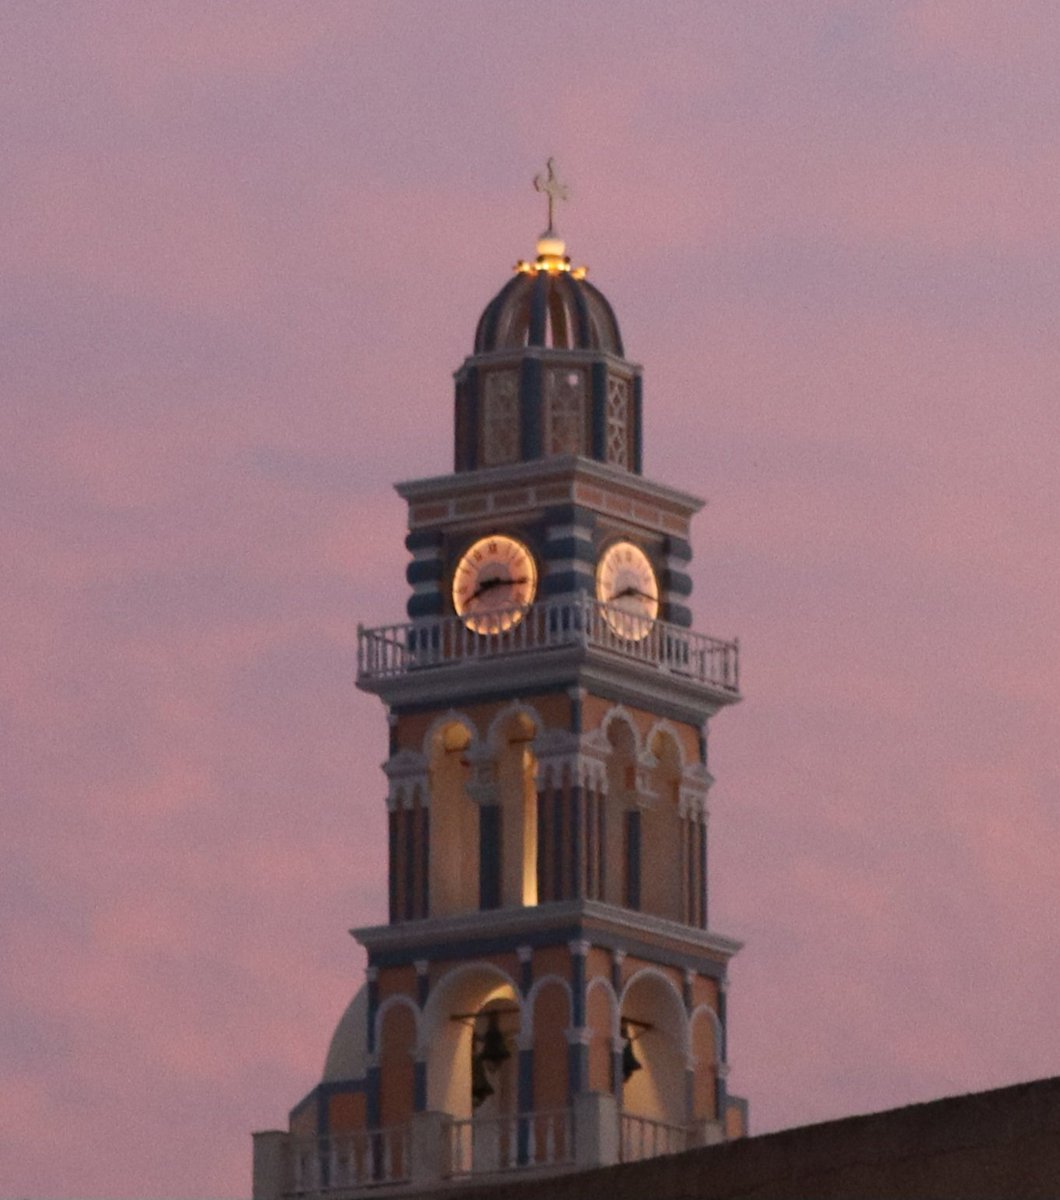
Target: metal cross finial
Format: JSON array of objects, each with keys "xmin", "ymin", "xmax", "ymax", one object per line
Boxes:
[{"xmin": 533, "ymin": 158, "xmax": 570, "ymax": 234}]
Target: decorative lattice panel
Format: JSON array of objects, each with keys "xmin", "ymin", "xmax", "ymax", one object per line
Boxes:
[
  {"xmin": 545, "ymin": 367, "xmax": 586, "ymax": 456},
  {"xmin": 606, "ymin": 374, "xmax": 630, "ymax": 467},
  {"xmin": 481, "ymin": 370, "xmax": 519, "ymax": 466}
]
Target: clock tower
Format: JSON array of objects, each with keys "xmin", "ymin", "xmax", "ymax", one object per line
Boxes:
[{"xmin": 253, "ymin": 167, "xmax": 747, "ymax": 1198}]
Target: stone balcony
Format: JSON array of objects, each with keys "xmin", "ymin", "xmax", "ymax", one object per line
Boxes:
[
  {"xmin": 356, "ymin": 594, "xmax": 739, "ymax": 717},
  {"xmin": 253, "ymin": 1097, "xmax": 725, "ymax": 1199}
]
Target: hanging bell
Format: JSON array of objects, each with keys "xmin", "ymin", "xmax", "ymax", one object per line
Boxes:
[
  {"xmin": 621, "ymin": 1022, "xmax": 642, "ymax": 1082},
  {"xmin": 471, "ymin": 1050, "xmax": 495, "ymax": 1107},
  {"xmin": 479, "ymin": 1011, "xmax": 511, "ymax": 1068}
]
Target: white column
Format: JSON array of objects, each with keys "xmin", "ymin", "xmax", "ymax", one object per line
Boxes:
[
  {"xmin": 573, "ymin": 1091, "xmax": 619, "ymax": 1169},
  {"xmin": 409, "ymin": 1110, "xmax": 453, "ymax": 1186}
]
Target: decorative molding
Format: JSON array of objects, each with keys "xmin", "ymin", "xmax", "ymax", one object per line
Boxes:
[
  {"xmin": 382, "ymin": 748, "xmax": 429, "ymax": 810},
  {"xmin": 353, "ymin": 899, "xmax": 743, "ymax": 962},
  {"xmin": 533, "ymin": 729, "xmax": 610, "ymax": 793},
  {"xmin": 395, "ymin": 452, "xmax": 703, "ymax": 520},
  {"xmin": 565, "ymin": 1025, "xmax": 593, "ymax": 1047}
]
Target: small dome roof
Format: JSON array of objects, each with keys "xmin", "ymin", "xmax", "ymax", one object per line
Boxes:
[
  {"xmin": 474, "ymin": 239, "xmax": 624, "ymax": 356},
  {"xmin": 322, "ymin": 985, "xmax": 367, "ymax": 1083}
]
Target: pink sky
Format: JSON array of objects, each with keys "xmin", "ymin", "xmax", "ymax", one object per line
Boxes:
[{"xmin": 3, "ymin": 2, "xmax": 1059, "ymax": 1195}]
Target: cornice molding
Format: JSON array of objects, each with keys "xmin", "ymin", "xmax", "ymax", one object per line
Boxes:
[{"xmin": 352, "ymin": 898, "xmax": 742, "ymax": 961}]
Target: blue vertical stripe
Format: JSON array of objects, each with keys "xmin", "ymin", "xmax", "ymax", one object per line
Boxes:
[
  {"xmin": 420, "ymin": 808, "xmax": 430, "ymax": 918},
  {"xmin": 479, "ymin": 804, "xmax": 501, "ymax": 910},
  {"xmin": 404, "ymin": 805, "xmax": 415, "ymax": 921},
  {"xmin": 553, "ymin": 788, "xmax": 565, "ymax": 900},
  {"xmin": 387, "ymin": 811, "xmax": 398, "ymax": 924},
  {"xmin": 517, "ymin": 1049, "xmax": 534, "ymax": 1163},
  {"xmin": 537, "ymin": 787, "xmax": 549, "ymax": 902},
  {"xmin": 702, "ymin": 826, "xmax": 708, "ymax": 927},
  {"xmin": 569, "ymin": 784, "xmax": 582, "ymax": 899},
  {"xmin": 625, "ymin": 810, "xmax": 641, "ymax": 910}
]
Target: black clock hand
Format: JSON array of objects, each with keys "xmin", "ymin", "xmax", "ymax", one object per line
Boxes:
[
  {"xmin": 610, "ymin": 585, "xmax": 656, "ymax": 603},
  {"xmin": 469, "ymin": 576, "xmax": 529, "ymax": 602}
]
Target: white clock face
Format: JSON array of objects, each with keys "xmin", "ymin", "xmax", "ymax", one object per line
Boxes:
[
  {"xmin": 452, "ymin": 534, "xmax": 538, "ymax": 633},
  {"xmin": 595, "ymin": 540, "xmax": 659, "ymax": 640}
]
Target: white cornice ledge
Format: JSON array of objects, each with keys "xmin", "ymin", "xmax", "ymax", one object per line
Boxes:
[
  {"xmin": 395, "ymin": 455, "xmax": 705, "ymax": 515},
  {"xmin": 351, "ymin": 898, "xmax": 742, "ymax": 960}
]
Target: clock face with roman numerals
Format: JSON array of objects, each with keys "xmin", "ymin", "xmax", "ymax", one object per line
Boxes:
[
  {"xmin": 452, "ymin": 534, "xmax": 538, "ymax": 633},
  {"xmin": 596, "ymin": 540, "xmax": 659, "ymax": 641}
]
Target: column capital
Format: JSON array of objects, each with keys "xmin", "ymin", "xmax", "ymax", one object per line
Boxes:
[
  {"xmin": 565, "ymin": 1025, "xmax": 593, "ymax": 1047},
  {"xmin": 568, "ymin": 938, "xmax": 591, "ymax": 958},
  {"xmin": 516, "ymin": 944, "xmax": 533, "ymax": 963}
]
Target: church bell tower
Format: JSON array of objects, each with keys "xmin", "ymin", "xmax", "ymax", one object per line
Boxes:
[{"xmin": 253, "ymin": 164, "xmax": 747, "ymax": 1198}]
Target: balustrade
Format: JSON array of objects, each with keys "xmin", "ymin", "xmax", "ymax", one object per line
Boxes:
[
  {"xmin": 290, "ymin": 1126, "xmax": 408, "ymax": 1193},
  {"xmin": 358, "ymin": 594, "xmax": 738, "ymax": 694},
  {"xmin": 619, "ymin": 1111, "xmax": 689, "ymax": 1162},
  {"xmin": 449, "ymin": 1109, "xmax": 573, "ymax": 1177}
]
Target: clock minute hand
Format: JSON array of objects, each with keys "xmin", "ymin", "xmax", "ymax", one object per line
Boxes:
[
  {"xmin": 469, "ymin": 575, "xmax": 529, "ymax": 602},
  {"xmin": 610, "ymin": 585, "xmax": 656, "ymax": 603}
]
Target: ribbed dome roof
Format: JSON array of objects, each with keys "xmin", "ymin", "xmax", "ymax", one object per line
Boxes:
[{"xmin": 473, "ymin": 238, "xmax": 624, "ymax": 356}]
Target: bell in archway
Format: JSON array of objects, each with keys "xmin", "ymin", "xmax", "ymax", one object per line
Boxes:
[
  {"xmin": 471, "ymin": 1049, "xmax": 495, "ymax": 1107},
  {"xmin": 479, "ymin": 1011, "xmax": 511, "ymax": 1068},
  {"xmin": 621, "ymin": 1021, "xmax": 642, "ymax": 1082}
]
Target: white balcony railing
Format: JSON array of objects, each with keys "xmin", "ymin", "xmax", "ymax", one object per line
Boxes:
[
  {"xmin": 449, "ymin": 1108, "xmax": 573, "ymax": 1177},
  {"xmin": 357, "ymin": 594, "xmax": 739, "ymax": 695},
  {"xmin": 281, "ymin": 1106, "xmax": 699, "ymax": 1195},
  {"xmin": 620, "ymin": 1111, "xmax": 690, "ymax": 1162},
  {"xmin": 290, "ymin": 1126, "xmax": 408, "ymax": 1193}
]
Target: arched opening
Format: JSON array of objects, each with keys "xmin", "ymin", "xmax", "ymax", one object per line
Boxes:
[
  {"xmin": 494, "ymin": 711, "xmax": 538, "ymax": 907},
  {"xmin": 528, "ymin": 978, "xmax": 572, "ymax": 1163},
  {"xmin": 643, "ymin": 730, "xmax": 684, "ymax": 922},
  {"xmin": 604, "ymin": 717, "xmax": 639, "ymax": 909},
  {"xmin": 586, "ymin": 977, "xmax": 618, "ymax": 1095},
  {"xmin": 620, "ymin": 970, "xmax": 688, "ymax": 1128},
  {"xmin": 422, "ymin": 965, "xmax": 521, "ymax": 1120},
  {"xmin": 427, "ymin": 721, "xmax": 477, "ymax": 916},
  {"xmin": 689, "ymin": 1006, "xmax": 720, "ymax": 1123}
]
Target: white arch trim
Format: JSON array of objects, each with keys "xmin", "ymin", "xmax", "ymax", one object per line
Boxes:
[
  {"xmin": 521, "ymin": 973, "xmax": 573, "ymax": 1040},
  {"xmin": 419, "ymin": 960, "xmax": 523, "ymax": 1051},
  {"xmin": 688, "ymin": 1002, "xmax": 723, "ymax": 1066},
  {"xmin": 374, "ymin": 993, "xmax": 423, "ymax": 1057},
  {"xmin": 620, "ymin": 966, "xmax": 691, "ymax": 1057},
  {"xmin": 485, "ymin": 699, "xmax": 545, "ymax": 748},
  {"xmin": 645, "ymin": 718, "xmax": 688, "ymax": 767},
  {"xmin": 599, "ymin": 704, "xmax": 642, "ymax": 755},
  {"xmin": 585, "ymin": 975, "xmax": 620, "ymax": 1040},
  {"xmin": 421, "ymin": 709, "xmax": 480, "ymax": 757}
]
